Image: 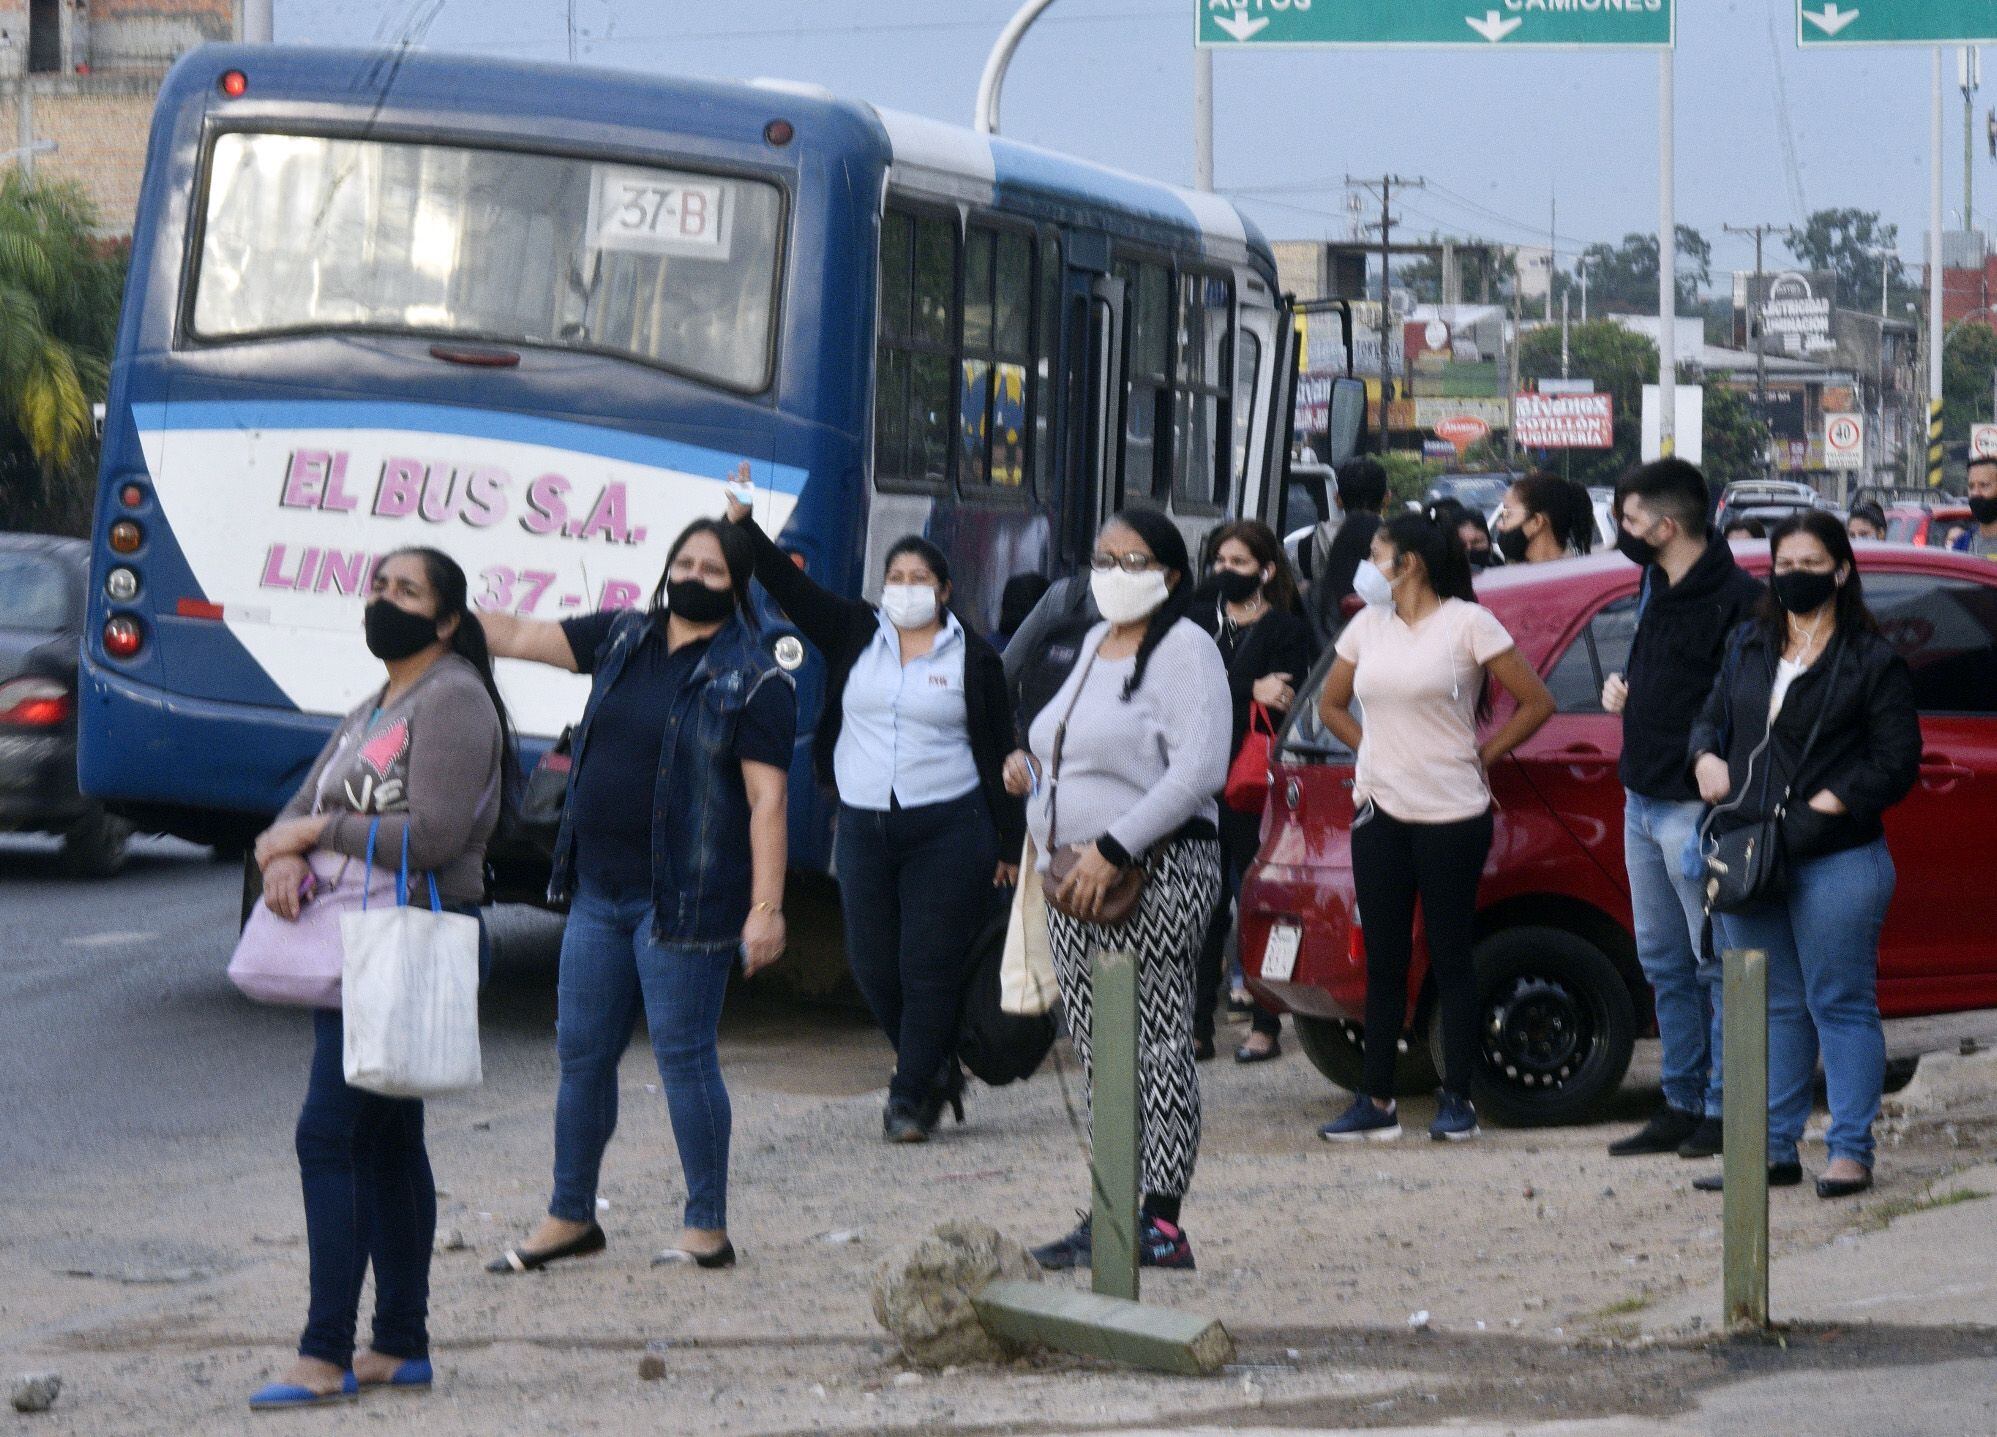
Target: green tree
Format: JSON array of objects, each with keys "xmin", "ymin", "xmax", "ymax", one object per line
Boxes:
[
  {"xmin": 1783, "ymin": 208, "xmax": 1906, "ymax": 314},
  {"xmin": 0, "ymin": 174, "xmax": 125, "ymax": 536},
  {"xmin": 1942, "ymin": 320, "xmax": 1997, "ymax": 439},
  {"xmin": 1558, "ymin": 227, "xmax": 1712, "ymax": 315},
  {"xmin": 1700, "ymin": 382, "xmax": 1772, "ymax": 489},
  {"xmin": 1518, "ymin": 320, "xmax": 1658, "ymax": 484}
]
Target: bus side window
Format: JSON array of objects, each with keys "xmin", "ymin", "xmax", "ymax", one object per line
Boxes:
[
  {"xmin": 1034, "ymin": 233, "xmax": 1061, "ymax": 504},
  {"xmin": 959, "ymin": 222, "xmax": 1034, "ymax": 494},
  {"xmin": 1172, "ymin": 271, "xmax": 1233, "ymax": 514},
  {"xmin": 1116, "ymin": 258, "xmax": 1171, "ymax": 506},
  {"xmin": 876, "ymin": 207, "xmax": 958, "ymax": 489}
]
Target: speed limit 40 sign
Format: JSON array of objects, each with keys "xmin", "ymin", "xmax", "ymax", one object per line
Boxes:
[{"xmin": 1823, "ymin": 413, "xmax": 1864, "ymax": 471}]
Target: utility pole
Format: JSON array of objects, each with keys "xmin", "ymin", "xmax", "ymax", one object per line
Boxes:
[
  {"xmin": 1963, "ymin": 48, "xmax": 1982, "ymax": 231},
  {"xmin": 1549, "ymin": 191, "xmax": 1558, "ymax": 324},
  {"xmin": 1194, "ymin": 48, "xmax": 1213, "ymax": 193},
  {"xmin": 1347, "ymin": 173, "xmax": 1425, "ymax": 419},
  {"xmin": 1579, "ymin": 258, "xmax": 1589, "ymax": 324},
  {"xmin": 1725, "ymin": 222, "xmax": 1781, "ymax": 474}
]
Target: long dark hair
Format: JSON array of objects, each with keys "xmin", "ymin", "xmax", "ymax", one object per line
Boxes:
[
  {"xmin": 1209, "ymin": 518, "xmax": 1302, "ymax": 614},
  {"xmin": 1106, "ymin": 505, "xmax": 1193, "ymax": 701},
  {"xmin": 386, "ymin": 546, "xmax": 523, "ymax": 832},
  {"xmin": 1380, "ymin": 512, "xmax": 1478, "ymax": 604},
  {"xmin": 1755, "ymin": 510, "xmax": 1880, "ymax": 651},
  {"xmin": 648, "ymin": 517, "xmax": 759, "ymax": 630},
  {"xmin": 1511, "ymin": 472, "xmax": 1596, "ymax": 555}
]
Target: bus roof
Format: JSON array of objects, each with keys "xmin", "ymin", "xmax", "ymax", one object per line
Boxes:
[{"xmin": 161, "ymin": 45, "xmax": 1269, "ymax": 269}]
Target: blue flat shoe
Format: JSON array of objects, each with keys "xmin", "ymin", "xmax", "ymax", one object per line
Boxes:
[
  {"xmin": 248, "ymin": 1372, "xmax": 359, "ymax": 1409},
  {"xmin": 360, "ymin": 1357, "xmax": 433, "ymax": 1391}
]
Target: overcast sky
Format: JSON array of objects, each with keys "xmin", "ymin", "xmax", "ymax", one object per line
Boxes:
[{"xmin": 278, "ymin": 0, "xmax": 1977, "ymax": 285}]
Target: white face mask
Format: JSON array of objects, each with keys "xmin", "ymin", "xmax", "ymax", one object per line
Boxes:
[
  {"xmin": 880, "ymin": 582, "xmax": 939, "ymax": 630},
  {"xmin": 1091, "ymin": 567, "xmax": 1170, "ymax": 625},
  {"xmin": 1353, "ymin": 558, "xmax": 1397, "ymax": 608}
]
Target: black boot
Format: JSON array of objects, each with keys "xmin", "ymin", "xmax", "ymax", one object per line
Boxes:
[{"xmin": 916, "ymin": 1058, "xmax": 966, "ymax": 1130}]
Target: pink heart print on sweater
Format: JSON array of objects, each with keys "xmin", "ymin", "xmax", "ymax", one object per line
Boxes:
[{"xmin": 360, "ymin": 717, "xmax": 410, "ymax": 778}]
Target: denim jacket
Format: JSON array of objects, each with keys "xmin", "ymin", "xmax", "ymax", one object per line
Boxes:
[{"xmin": 547, "ymin": 609, "xmax": 796, "ymax": 950}]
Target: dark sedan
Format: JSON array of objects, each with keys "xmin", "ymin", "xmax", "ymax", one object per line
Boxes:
[{"xmin": 0, "ymin": 535, "xmax": 130, "ymax": 874}]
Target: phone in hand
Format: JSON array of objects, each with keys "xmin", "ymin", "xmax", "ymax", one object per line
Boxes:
[{"xmin": 725, "ymin": 473, "xmax": 754, "ymax": 508}]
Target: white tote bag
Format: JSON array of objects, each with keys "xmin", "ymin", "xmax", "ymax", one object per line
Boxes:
[
  {"xmin": 340, "ymin": 828, "xmax": 483, "ymax": 1099},
  {"xmin": 999, "ymin": 836, "xmax": 1059, "ymax": 1017}
]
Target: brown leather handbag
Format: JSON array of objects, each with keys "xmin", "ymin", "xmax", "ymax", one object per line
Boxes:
[{"xmin": 1041, "ymin": 648, "xmax": 1147, "ymax": 926}]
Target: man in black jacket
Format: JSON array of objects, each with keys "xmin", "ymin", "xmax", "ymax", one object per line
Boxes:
[{"xmin": 1601, "ymin": 458, "xmax": 1764, "ymax": 1161}]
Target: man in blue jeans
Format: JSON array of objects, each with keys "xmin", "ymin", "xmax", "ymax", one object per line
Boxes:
[{"xmin": 1601, "ymin": 458, "xmax": 1762, "ymax": 1160}]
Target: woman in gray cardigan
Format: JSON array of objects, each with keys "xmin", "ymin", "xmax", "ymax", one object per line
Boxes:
[{"xmin": 1003, "ymin": 507, "xmax": 1231, "ymax": 1273}]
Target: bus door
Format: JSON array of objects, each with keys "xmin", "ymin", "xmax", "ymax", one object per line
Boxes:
[{"xmin": 1057, "ymin": 254, "xmax": 1124, "ymax": 567}]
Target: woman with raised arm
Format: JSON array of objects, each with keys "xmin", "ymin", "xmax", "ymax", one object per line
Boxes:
[{"xmin": 480, "ymin": 517, "xmax": 795, "ymax": 1276}]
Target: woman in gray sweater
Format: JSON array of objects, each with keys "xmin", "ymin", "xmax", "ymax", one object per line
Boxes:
[{"xmin": 1003, "ymin": 507, "xmax": 1231, "ymax": 1272}]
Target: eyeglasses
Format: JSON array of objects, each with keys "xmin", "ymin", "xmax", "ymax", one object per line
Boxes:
[{"xmin": 1089, "ymin": 551, "xmax": 1161, "ymax": 574}]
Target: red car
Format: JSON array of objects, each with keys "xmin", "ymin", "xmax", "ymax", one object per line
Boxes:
[
  {"xmin": 1240, "ymin": 544, "xmax": 1997, "ymax": 1126},
  {"xmin": 1883, "ymin": 503, "xmax": 1974, "ymax": 549}
]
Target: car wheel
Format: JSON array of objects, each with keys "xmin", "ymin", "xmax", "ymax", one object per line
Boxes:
[
  {"xmin": 1293, "ymin": 1014, "xmax": 1441, "ymax": 1098},
  {"xmin": 1433, "ymin": 925, "xmax": 1636, "ymax": 1127},
  {"xmin": 1882, "ymin": 1056, "xmax": 1920, "ymax": 1095},
  {"xmin": 60, "ymin": 808, "xmax": 132, "ymax": 879}
]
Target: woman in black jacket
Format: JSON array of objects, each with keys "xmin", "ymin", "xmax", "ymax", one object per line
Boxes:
[
  {"xmin": 1687, "ymin": 511, "xmax": 1920, "ymax": 1200},
  {"xmin": 1191, "ymin": 520, "xmax": 1317, "ymax": 1063},
  {"xmin": 724, "ymin": 489, "xmax": 1024, "ymax": 1142}
]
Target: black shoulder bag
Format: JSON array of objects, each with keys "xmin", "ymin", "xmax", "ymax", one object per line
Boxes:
[{"xmin": 1699, "ymin": 639, "xmax": 1844, "ymax": 915}]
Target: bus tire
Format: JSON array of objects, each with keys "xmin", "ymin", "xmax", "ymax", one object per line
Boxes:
[{"xmin": 60, "ymin": 807, "xmax": 131, "ymax": 879}]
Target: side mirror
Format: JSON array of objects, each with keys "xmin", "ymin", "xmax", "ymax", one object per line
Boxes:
[{"xmin": 1326, "ymin": 377, "xmax": 1368, "ymax": 468}]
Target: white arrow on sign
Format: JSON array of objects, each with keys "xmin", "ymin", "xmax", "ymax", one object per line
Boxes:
[
  {"xmin": 1213, "ymin": 11, "xmax": 1270, "ymax": 42},
  {"xmin": 1465, "ymin": 10, "xmax": 1525, "ymax": 43},
  {"xmin": 1801, "ymin": 4, "xmax": 1860, "ymax": 37}
]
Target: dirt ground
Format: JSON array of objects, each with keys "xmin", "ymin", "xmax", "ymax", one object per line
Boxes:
[{"xmin": 4, "ymin": 991, "xmax": 1993, "ymax": 1435}]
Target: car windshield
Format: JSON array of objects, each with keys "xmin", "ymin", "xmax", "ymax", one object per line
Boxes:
[
  {"xmin": 1276, "ymin": 647, "xmax": 1355, "ymax": 763},
  {"xmin": 0, "ymin": 554, "xmax": 71, "ymax": 629},
  {"xmin": 191, "ymin": 132, "xmax": 785, "ymax": 391}
]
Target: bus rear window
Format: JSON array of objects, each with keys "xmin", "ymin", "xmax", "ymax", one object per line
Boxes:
[{"xmin": 190, "ymin": 133, "xmax": 784, "ymax": 391}]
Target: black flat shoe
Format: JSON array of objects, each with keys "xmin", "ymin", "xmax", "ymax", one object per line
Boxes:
[
  {"xmin": 1815, "ymin": 1171, "xmax": 1874, "ymax": 1199},
  {"xmin": 1234, "ymin": 1039, "xmax": 1282, "ymax": 1064},
  {"xmin": 1693, "ymin": 1162, "xmax": 1803, "ymax": 1192},
  {"xmin": 485, "ymin": 1222, "xmax": 606, "ymax": 1274},
  {"xmin": 884, "ymin": 1098, "xmax": 931, "ymax": 1144},
  {"xmin": 652, "ymin": 1239, "xmax": 736, "ymax": 1269},
  {"xmin": 1192, "ymin": 1037, "xmax": 1217, "ymax": 1063},
  {"xmin": 915, "ymin": 1060, "xmax": 966, "ymax": 1129}
]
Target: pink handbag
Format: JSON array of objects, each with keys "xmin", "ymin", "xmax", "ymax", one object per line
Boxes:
[{"xmin": 227, "ymin": 840, "xmax": 398, "ymax": 1009}]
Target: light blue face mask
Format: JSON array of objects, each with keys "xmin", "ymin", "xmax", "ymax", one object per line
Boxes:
[{"xmin": 1353, "ymin": 557, "xmax": 1397, "ymax": 608}]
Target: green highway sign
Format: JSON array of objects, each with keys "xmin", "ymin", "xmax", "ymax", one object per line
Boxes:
[
  {"xmin": 1797, "ymin": 1, "xmax": 1997, "ymax": 46},
  {"xmin": 1196, "ymin": 1, "xmax": 1675, "ymax": 50}
]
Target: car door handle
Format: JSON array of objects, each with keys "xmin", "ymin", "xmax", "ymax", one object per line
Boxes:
[{"xmin": 1919, "ymin": 752, "xmax": 1973, "ymax": 779}]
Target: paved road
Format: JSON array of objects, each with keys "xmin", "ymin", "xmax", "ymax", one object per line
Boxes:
[{"xmin": 0, "ymin": 835, "xmax": 567, "ymax": 1204}]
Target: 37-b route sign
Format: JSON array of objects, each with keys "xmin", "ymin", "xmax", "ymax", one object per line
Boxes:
[
  {"xmin": 1198, "ymin": 0, "xmax": 1675, "ymax": 49},
  {"xmin": 1824, "ymin": 413, "xmax": 1865, "ymax": 470}
]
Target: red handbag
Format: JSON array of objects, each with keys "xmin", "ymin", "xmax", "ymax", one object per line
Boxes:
[{"xmin": 1223, "ymin": 702, "xmax": 1278, "ymax": 814}]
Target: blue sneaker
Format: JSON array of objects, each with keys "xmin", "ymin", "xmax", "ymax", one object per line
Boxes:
[
  {"xmin": 1429, "ymin": 1090, "xmax": 1480, "ymax": 1141},
  {"xmin": 1318, "ymin": 1096, "xmax": 1401, "ymax": 1142},
  {"xmin": 1030, "ymin": 1211, "xmax": 1092, "ymax": 1270}
]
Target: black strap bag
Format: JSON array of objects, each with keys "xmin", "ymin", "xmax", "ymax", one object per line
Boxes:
[{"xmin": 956, "ymin": 900, "xmax": 1056, "ymax": 1087}]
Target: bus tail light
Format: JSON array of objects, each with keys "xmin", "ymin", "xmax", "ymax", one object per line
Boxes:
[
  {"xmin": 0, "ymin": 677, "xmax": 72, "ymax": 727},
  {"xmin": 105, "ymin": 567, "xmax": 139, "ymax": 602},
  {"xmin": 108, "ymin": 519, "xmax": 142, "ymax": 554},
  {"xmin": 219, "ymin": 69, "xmax": 248, "ymax": 98},
  {"xmin": 119, "ymin": 482, "xmax": 145, "ymax": 508},
  {"xmin": 103, "ymin": 615, "xmax": 144, "ymax": 660},
  {"xmin": 175, "ymin": 598, "xmax": 224, "ymax": 620}
]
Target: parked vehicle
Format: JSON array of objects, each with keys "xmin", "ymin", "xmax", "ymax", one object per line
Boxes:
[
  {"xmin": 1240, "ymin": 546, "xmax": 1997, "ymax": 1125},
  {"xmin": 0, "ymin": 535, "xmax": 131, "ymax": 875},
  {"xmin": 1423, "ymin": 473, "xmax": 1517, "ymax": 515},
  {"xmin": 1880, "ymin": 504, "xmax": 1974, "ymax": 549},
  {"xmin": 1714, "ymin": 479, "xmax": 1833, "ymax": 535}
]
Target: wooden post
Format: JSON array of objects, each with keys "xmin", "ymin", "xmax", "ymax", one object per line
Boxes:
[
  {"xmin": 1722, "ymin": 946, "xmax": 1769, "ymax": 1332},
  {"xmin": 973, "ymin": 1282, "xmax": 1233, "ymax": 1376},
  {"xmin": 1090, "ymin": 947, "xmax": 1141, "ymax": 1302}
]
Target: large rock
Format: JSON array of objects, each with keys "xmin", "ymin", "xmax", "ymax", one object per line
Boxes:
[
  {"xmin": 10, "ymin": 1373, "xmax": 60, "ymax": 1413},
  {"xmin": 870, "ymin": 1221, "xmax": 1040, "ymax": 1368}
]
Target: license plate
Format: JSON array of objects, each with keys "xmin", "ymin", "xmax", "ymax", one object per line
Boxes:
[{"xmin": 1261, "ymin": 923, "xmax": 1302, "ymax": 982}]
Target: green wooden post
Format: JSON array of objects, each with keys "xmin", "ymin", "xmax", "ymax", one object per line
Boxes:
[
  {"xmin": 1090, "ymin": 947, "xmax": 1141, "ymax": 1303},
  {"xmin": 1722, "ymin": 946, "xmax": 1769, "ymax": 1332}
]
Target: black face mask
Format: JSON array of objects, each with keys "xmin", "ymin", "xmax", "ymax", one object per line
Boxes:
[
  {"xmin": 364, "ymin": 599, "xmax": 442, "ymax": 661},
  {"xmin": 1771, "ymin": 569, "xmax": 1840, "ymax": 615},
  {"xmin": 1615, "ymin": 527, "xmax": 1660, "ymax": 568},
  {"xmin": 667, "ymin": 578, "xmax": 736, "ymax": 624},
  {"xmin": 1970, "ymin": 495, "xmax": 1997, "ymax": 525},
  {"xmin": 1467, "ymin": 547, "xmax": 1500, "ymax": 569},
  {"xmin": 1494, "ymin": 524, "xmax": 1532, "ymax": 565},
  {"xmin": 1213, "ymin": 569, "xmax": 1262, "ymax": 604}
]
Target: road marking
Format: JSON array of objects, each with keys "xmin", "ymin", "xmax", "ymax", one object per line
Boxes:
[{"xmin": 63, "ymin": 931, "xmax": 158, "ymax": 948}]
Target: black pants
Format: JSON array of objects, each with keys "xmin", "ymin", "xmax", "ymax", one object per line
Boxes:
[
  {"xmin": 1349, "ymin": 803, "xmax": 1493, "ymax": 1100},
  {"xmin": 1194, "ymin": 808, "xmax": 1280, "ymax": 1044},
  {"xmin": 835, "ymin": 792, "xmax": 1000, "ymax": 1109}
]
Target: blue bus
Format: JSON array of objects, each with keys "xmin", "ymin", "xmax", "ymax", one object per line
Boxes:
[{"xmin": 79, "ymin": 45, "xmax": 1338, "ymax": 901}]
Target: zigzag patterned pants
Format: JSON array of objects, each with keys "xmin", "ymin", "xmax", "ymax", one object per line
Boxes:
[{"xmin": 1046, "ymin": 838, "xmax": 1223, "ymax": 1202}]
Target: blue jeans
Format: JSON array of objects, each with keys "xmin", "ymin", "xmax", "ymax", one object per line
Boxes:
[
  {"xmin": 1717, "ymin": 838, "xmax": 1895, "ymax": 1169},
  {"xmin": 550, "ymin": 882, "xmax": 735, "ymax": 1230},
  {"xmin": 294, "ymin": 905, "xmax": 485, "ymax": 1368},
  {"xmin": 834, "ymin": 792, "xmax": 1000, "ymax": 1109},
  {"xmin": 1623, "ymin": 790, "xmax": 1722, "ymax": 1118}
]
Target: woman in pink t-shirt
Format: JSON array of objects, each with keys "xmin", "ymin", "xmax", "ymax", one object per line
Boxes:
[{"xmin": 1314, "ymin": 513, "xmax": 1554, "ymax": 1143}]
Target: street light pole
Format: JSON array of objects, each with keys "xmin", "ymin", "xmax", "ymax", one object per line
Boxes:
[
  {"xmin": 243, "ymin": 0, "xmax": 274, "ymax": 44},
  {"xmin": 1194, "ymin": 47, "xmax": 1213, "ymax": 193},
  {"xmin": 1931, "ymin": 47, "xmax": 1947, "ymax": 487},
  {"xmin": 1657, "ymin": 48, "xmax": 1676, "ymax": 457},
  {"xmin": 975, "ymin": 0, "xmax": 1058, "ymax": 136}
]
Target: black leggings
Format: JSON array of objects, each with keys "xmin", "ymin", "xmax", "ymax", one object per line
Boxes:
[{"xmin": 1350, "ymin": 803, "xmax": 1493, "ymax": 1100}]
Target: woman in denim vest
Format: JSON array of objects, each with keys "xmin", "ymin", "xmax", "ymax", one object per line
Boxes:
[{"xmin": 479, "ymin": 518, "xmax": 796, "ymax": 1273}]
